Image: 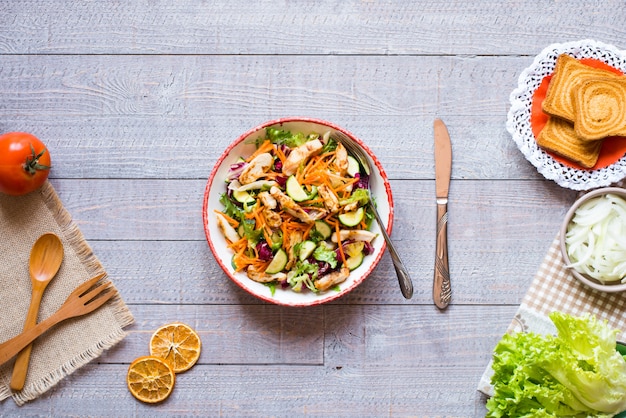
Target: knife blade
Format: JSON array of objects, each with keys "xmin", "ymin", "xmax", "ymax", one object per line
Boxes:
[{"xmin": 433, "ymin": 118, "xmax": 452, "ymax": 309}]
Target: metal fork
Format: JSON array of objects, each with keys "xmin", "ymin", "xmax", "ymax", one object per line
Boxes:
[
  {"xmin": 331, "ymin": 131, "xmax": 414, "ymax": 299},
  {"xmin": 0, "ymin": 273, "xmax": 116, "ymax": 367}
]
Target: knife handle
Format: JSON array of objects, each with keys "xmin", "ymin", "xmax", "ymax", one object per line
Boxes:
[{"xmin": 433, "ymin": 202, "xmax": 451, "ymax": 309}]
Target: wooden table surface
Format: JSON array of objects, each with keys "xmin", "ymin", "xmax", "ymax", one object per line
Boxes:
[{"xmin": 2, "ymin": 1, "xmax": 625, "ymax": 416}]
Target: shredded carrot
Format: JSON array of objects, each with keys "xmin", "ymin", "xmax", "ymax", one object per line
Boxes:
[
  {"xmin": 296, "ymin": 157, "xmax": 318, "ymax": 184},
  {"xmin": 228, "ymin": 237, "xmax": 248, "ymax": 253},
  {"xmin": 246, "ymin": 139, "xmax": 274, "ymax": 162},
  {"xmin": 300, "ymin": 153, "xmax": 334, "ymax": 184},
  {"xmin": 302, "ymin": 222, "xmax": 315, "ymax": 240},
  {"xmin": 274, "ymin": 146, "xmax": 287, "ymax": 164},
  {"xmin": 325, "ymin": 218, "xmax": 346, "ymax": 264}
]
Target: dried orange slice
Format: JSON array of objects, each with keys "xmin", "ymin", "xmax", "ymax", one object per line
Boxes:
[
  {"xmin": 127, "ymin": 356, "xmax": 175, "ymax": 403},
  {"xmin": 149, "ymin": 322, "xmax": 201, "ymax": 373}
]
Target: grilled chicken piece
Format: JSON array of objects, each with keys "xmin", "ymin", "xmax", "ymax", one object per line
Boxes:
[
  {"xmin": 314, "ymin": 267, "xmax": 350, "ymax": 291},
  {"xmin": 317, "ymin": 184, "xmax": 340, "ymax": 213},
  {"xmin": 285, "ymin": 230, "xmax": 303, "ymax": 270},
  {"xmin": 239, "ymin": 153, "xmax": 273, "ymax": 184},
  {"xmin": 230, "ymin": 179, "xmax": 277, "ymax": 192},
  {"xmin": 282, "ymin": 139, "xmax": 323, "ymax": 176},
  {"xmin": 263, "ymin": 207, "xmax": 282, "ymax": 228},
  {"xmin": 258, "ymin": 191, "xmax": 277, "ymax": 209},
  {"xmin": 270, "ymin": 186, "xmax": 327, "ymax": 224},
  {"xmin": 216, "ymin": 212, "xmax": 240, "ymax": 243},
  {"xmin": 247, "ymin": 265, "xmax": 287, "ymax": 283},
  {"xmin": 331, "ymin": 229, "xmax": 377, "ymax": 243},
  {"xmin": 343, "ymin": 201, "xmax": 359, "ymax": 212},
  {"xmin": 334, "ymin": 143, "xmax": 349, "ymax": 175}
]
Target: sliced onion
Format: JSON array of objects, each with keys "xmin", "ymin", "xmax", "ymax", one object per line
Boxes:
[{"xmin": 565, "ymin": 193, "xmax": 626, "ymax": 284}]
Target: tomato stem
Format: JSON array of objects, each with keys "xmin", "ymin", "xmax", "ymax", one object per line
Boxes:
[{"xmin": 24, "ymin": 143, "xmax": 51, "ymax": 175}]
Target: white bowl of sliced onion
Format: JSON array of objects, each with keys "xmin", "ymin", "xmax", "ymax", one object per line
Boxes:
[{"xmin": 560, "ymin": 187, "xmax": 626, "ymax": 293}]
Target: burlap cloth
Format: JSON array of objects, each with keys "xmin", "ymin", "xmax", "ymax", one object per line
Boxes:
[
  {"xmin": 478, "ymin": 213, "xmax": 626, "ymax": 396},
  {"xmin": 0, "ymin": 181, "xmax": 134, "ymax": 405}
]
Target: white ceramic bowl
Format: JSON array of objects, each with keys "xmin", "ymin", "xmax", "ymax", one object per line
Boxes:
[
  {"xmin": 202, "ymin": 117, "xmax": 393, "ymax": 306},
  {"xmin": 560, "ymin": 187, "xmax": 626, "ymax": 293}
]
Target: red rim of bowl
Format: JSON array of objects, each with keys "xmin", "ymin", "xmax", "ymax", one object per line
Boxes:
[
  {"xmin": 202, "ymin": 117, "xmax": 394, "ymax": 306},
  {"xmin": 559, "ymin": 187, "xmax": 626, "ymax": 293}
]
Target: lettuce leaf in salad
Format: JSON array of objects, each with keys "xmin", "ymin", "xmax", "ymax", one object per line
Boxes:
[
  {"xmin": 339, "ymin": 188, "xmax": 370, "ymax": 207},
  {"xmin": 287, "ymin": 260, "xmax": 318, "ymax": 292},
  {"xmin": 320, "ymin": 137, "xmax": 337, "ymax": 154},
  {"xmin": 240, "ymin": 219, "xmax": 263, "ymax": 244},
  {"xmin": 219, "ymin": 193, "xmax": 244, "ymax": 221},
  {"xmin": 487, "ymin": 311, "xmax": 626, "ymax": 417},
  {"xmin": 264, "ymin": 127, "xmax": 310, "ymax": 148},
  {"xmin": 313, "ymin": 244, "xmax": 338, "ymax": 269}
]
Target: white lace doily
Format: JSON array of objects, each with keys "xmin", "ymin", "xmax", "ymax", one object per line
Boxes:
[{"xmin": 508, "ymin": 39, "xmax": 626, "ymax": 190}]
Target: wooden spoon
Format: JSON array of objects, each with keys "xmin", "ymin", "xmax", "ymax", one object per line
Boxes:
[{"xmin": 10, "ymin": 233, "xmax": 64, "ymax": 391}]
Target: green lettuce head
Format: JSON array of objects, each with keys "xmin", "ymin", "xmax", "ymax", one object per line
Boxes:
[{"xmin": 487, "ymin": 312, "xmax": 626, "ymax": 417}]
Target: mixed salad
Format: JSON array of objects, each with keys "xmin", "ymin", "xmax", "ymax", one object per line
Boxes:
[{"xmin": 214, "ymin": 127, "xmax": 377, "ymax": 294}]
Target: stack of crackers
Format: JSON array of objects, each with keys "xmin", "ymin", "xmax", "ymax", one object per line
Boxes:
[{"xmin": 537, "ymin": 54, "xmax": 626, "ymax": 168}]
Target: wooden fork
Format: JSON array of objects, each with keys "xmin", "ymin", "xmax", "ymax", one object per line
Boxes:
[{"xmin": 0, "ymin": 273, "xmax": 115, "ymax": 368}]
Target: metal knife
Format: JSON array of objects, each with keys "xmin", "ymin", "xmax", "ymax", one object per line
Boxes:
[{"xmin": 433, "ymin": 118, "xmax": 452, "ymax": 309}]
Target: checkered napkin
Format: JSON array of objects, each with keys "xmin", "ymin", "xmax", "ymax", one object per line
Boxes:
[{"xmin": 478, "ymin": 233, "xmax": 626, "ymax": 396}]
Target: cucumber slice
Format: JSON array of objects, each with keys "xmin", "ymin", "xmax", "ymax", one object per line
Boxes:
[
  {"xmin": 314, "ymin": 220, "xmax": 333, "ymax": 239},
  {"xmin": 265, "ymin": 248, "xmax": 288, "ymax": 274},
  {"xmin": 344, "ymin": 252, "xmax": 364, "ymax": 270},
  {"xmin": 347, "ymin": 155, "xmax": 360, "ymax": 177},
  {"xmin": 233, "ymin": 189, "xmax": 255, "ymax": 204},
  {"xmin": 343, "ymin": 241, "xmax": 365, "ymax": 270},
  {"xmin": 285, "ymin": 175, "xmax": 309, "ymax": 202},
  {"xmin": 269, "ymin": 230, "xmax": 283, "ymax": 250},
  {"xmin": 231, "ymin": 254, "xmax": 238, "ymax": 270},
  {"xmin": 338, "ymin": 207, "xmax": 364, "ymax": 227},
  {"xmin": 298, "ymin": 240, "xmax": 317, "ymax": 261}
]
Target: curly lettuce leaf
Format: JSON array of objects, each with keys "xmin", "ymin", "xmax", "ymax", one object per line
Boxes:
[
  {"xmin": 313, "ymin": 244, "xmax": 338, "ymax": 269},
  {"xmin": 265, "ymin": 127, "xmax": 307, "ymax": 148},
  {"xmin": 543, "ymin": 312, "xmax": 626, "ymax": 413},
  {"xmin": 339, "ymin": 188, "xmax": 370, "ymax": 207},
  {"xmin": 487, "ymin": 312, "xmax": 626, "ymax": 417}
]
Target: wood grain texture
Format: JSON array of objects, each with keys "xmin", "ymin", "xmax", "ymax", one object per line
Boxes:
[
  {"xmin": 5, "ymin": 305, "xmax": 515, "ymax": 416},
  {"xmin": 2, "ymin": 1, "xmax": 625, "ymax": 55},
  {"xmin": 1, "ymin": 1, "xmax": 623, "ymax": 416}
]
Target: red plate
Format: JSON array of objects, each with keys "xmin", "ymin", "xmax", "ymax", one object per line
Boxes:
[{"xmin": 530, "ymin": 58, "xmax": 626, "ymax": 171}]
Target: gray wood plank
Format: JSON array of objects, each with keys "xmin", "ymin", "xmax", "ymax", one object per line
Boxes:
[
  {"xmin": 104, "ymin": 305, "xmax": 325, "ymax": 365},
  {"xmin": 2, "ymin": 1, "xmax": 625, "ymax": 55},
  {"xmin": 2, "ymin": 114, "xmax": 540, "ymax": 181},
  {"xmin": 0, "ymin": 54, "xmax": 523, "ymax": 117},
  {"xmin": 0, "ymin": 364, "xmax": 491, "ymax": 416},
  {"xmin": 1, "ymin": 305, "xmax": 514, "ymax": 415},
  {"xmin": 0, "ymin": 54, "xmax": 585, "ymax": 180}
]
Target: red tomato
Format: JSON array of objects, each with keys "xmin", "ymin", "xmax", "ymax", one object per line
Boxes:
[{"xmin": 0, "ymin": 132, "xmax": 51, "ymax": 196}]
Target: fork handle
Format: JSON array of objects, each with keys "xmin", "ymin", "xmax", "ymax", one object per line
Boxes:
[
  {"xmin": 433, "ymin": 202, "xmax": 451, "ymax": 309},
  {"xmin": 10, "ymin": 286, "xmax": 47, "ymax": 390},
  {"xmin": 0, "ymin": 308, "xmax": 68, "ymax": 369},
  {"xmin": 370, "ymin": 202, "xmax": 413, "ymax": 299}
]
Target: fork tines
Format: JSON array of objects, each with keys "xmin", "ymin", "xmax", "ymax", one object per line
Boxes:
[
  {"xmin": 72, "ymin": 273, "xmax": 107, "ymax": 298},
  {"xmin": 82, "ymin": 281, "xmax": 114, "ymax": 305}
]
